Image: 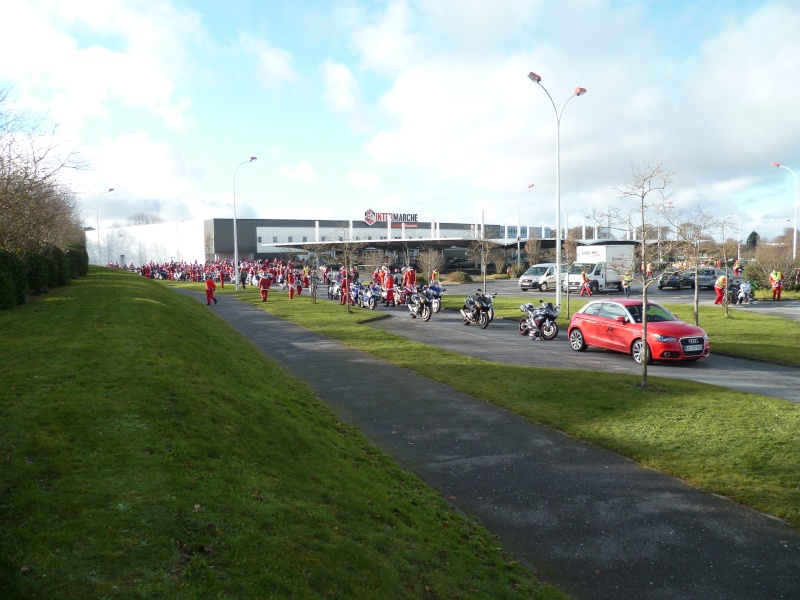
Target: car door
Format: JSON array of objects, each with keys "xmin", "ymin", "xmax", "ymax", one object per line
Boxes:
[
  {"xmin": 597, "ymin": 302, "xmax": 630, "ymax": 351},
  {"xmin": 576, "ymin": 302, "xmax": 604, "ymax": 346}
]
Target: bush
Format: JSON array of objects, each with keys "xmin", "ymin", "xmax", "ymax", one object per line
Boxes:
[
  {"xmin": 509, "ymin": 264, "xmax": 528, "ymax": 278},
  {"xmin": 43, "ymin": 245, "xmax": 70, "ymax": 287},
  {"xmin": 68, "ymin": 244, "xmax": 90, "ymax": 277},
  {"xmin": 0, "ymin": 249, "xmax": 29, "ymax": 308},
  {"xmin": 445, "ymin": 271, "xmax": 473, "ymax": 284},
  {"xmin": 24, "ymin": 253, "xmax": 53, "ymax": 296}
]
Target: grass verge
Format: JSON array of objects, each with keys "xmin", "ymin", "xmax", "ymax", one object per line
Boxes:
[
  {"xmin": 226, "ymin": 284, "xmax": 800, "ymax": 529},
  {"xmin": 0, "ymin": 269, "xmax": 563, "ymax": 599}
]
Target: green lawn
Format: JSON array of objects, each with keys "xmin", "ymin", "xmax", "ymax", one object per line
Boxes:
[
  {"xmin": 227, "ymin": 283, "xmax": 800, "ymax": 529},
  {"xmin": 0, "ymin": 269, "xmax": 563, "ymax": 599}
]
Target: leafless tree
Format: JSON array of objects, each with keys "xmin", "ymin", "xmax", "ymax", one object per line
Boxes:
[
  {"xmin": 0, "ymin": 88, "xmax": 85, "ymax": 253},
  {"xmin": 466, "ymin": 228, "xmax": 499, "ymax": 292},
  {"xmin": 416, "ymin": 247, "xmax": 444, "ymax": 282},
  {"xmin": 615, "ymin": 162, "xmax": 676, "ymax": 388}
]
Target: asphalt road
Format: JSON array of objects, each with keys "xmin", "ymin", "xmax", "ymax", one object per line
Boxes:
[{"xmin": 361, "ymin": 282, "xmax": 800, "ymax": 403}]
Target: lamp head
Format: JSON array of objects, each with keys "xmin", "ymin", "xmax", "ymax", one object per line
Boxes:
[
  {"xmin": 249, "ymin": 156, "xmax": 257, "ymax": 162},
  {"xmin": 527, "ymin": 72, "xmax": 542, "ymax": 83},
  {"xmin": 771, "ymin": 161, "xmax": 781, "ymax": 167},
  {"xmin": 528, "ymin": 183, "xmax": 534, "ymax": 188},
  {"xmin": 108, "ymin": 188, "xmax": 115, "ymax": 192},
  {"xmin": 574, "ymin": 87, "xmax": 587, "ymax": 96}
]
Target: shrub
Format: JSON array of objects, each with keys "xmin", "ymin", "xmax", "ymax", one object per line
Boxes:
[
  {"xmin": 509, "ymin": 264, "xmax": 528, "ymax": 278},
  {"xmin": 68, "ymin": 243, "xmax": 90, "ymax": 277},
  {"xmin": 43, "ymin": 245, "xmax": 70, "ymax": 287},
  {"xmin": 445, "ymin": 271, "xmax": 473, "ymax": 284},
  {"xmin": 0, "ymin": 249, "xmax": 29, "ymax": 308},
  {"xmin": 24, "ymin": 253, "xmax": 53, "ymax": 296}
]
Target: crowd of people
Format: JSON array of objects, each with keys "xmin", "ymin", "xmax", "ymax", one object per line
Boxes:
[{"xmin": 106, "ymin": 258, "xmax": 441, "ymax": 306}]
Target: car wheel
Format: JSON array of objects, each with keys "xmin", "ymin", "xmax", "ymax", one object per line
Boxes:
[
  {"xmin": 540, "ymin": 282, "xmax": 548, "ymax": 292},
  {"xmin": 631, "ymin": 339, "xmax": 653, "ymax": 364},
  {"xmin": 658, "ymin": 285, "xmax": 663, "ymax": 290},
  {"xmin": 569, "ymin": 328, "xmax": 587, "ymax": 351},
  {"xmin": 590, "ymin": 281, "xmax": 599, "ymax": 295}
]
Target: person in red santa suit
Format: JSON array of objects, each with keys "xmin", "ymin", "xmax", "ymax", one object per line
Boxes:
[
  {"xmin": 205, "ymin": 277, "xmax": 217, "ymax": 305},
  {"xmin": 402, "ymin": 266, "xmax": 417, "ymax": 289},
  {"xmin": 258, "ymin": 270, "xmax": 271, "ymax": 301},
  {"xmin": 384, "ymin": 268, "xmax": 395, "ymax": 305},
  {"xmin": 287, "ymin": 268, "xmax": 296, "ymax": 299},
  {"xmin": 340, "ymin": 270, "xmax": 352, "ymax": 305}
]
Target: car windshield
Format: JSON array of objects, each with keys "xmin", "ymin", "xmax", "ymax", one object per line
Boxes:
[
  {"xmin": 525, "ymin": 266, "xmax": 548, "ymax": 276},
  {"xmin": 624, "ymin": 302, "xmax": 678, "ymax": 324},
  {"xmin": 569, "ymin": 262, "xmax": 595, "ymax": 274}
]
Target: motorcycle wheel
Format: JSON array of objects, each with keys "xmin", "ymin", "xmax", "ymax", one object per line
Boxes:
[
  {"xmin": 541, "ymin": 321, "xmax": 559, "ymax": 340},
  {"xmin": 488, "ymin": 307, "xmax": 495, "ymax": 322},
  {"xmin": 479, "ymin": 312, "xmax": 490, "ymax": 329},
  {"xmin": 327, "ymin": 288, "xmax": 333, "ymax": 300},
  {"xmin": 369, "ymin": 297, "xmax": 376, "ymax": 310},
  {"xmin": 432, "ymin": 298, "xmax": 441, "ymax": 313},
  {"xmin": 422, "ymin": 305, "xmax": 432, "ymax": 322},
  {"xmin": 518, "ymin": 317, "xmax": 531, "ymax": 336}
]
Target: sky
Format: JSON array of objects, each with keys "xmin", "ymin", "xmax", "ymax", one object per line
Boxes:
[{"xmin": 4, "ymin": 0, "xmax": 800, "ymax": 241}]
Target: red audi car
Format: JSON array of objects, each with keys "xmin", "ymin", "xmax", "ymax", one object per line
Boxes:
[{"xmin": 567, "ymin": 299, "xmax": 709, "ymax": 364}]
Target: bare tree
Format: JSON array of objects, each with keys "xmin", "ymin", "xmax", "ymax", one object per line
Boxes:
[
  {"xmin": 0, "ymin": 88, "xmax": 86, "ymax": 253},
  {"xmin": 416, "ymin": 247, "xmax": 444, "ymax": 282},
  {"xmin": 615, "ymin": 162, "xmax": 676, "ymax": 388},
  {"xmin": 466, "ymin": 229, "xmax": 499, "ymax": 292}
]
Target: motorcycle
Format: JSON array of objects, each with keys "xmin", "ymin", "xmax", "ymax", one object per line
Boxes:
[
  {"xmin": 427, "ymin": 282, "xmax": 446, "ymax": 313},
  {"xmin": 327, "ymin": 280, "xmax": 341, "ymax": 301},
  {"xmin": 518, "ymin": 300, "xmax": 560, "ymax": 341},
  {"xmin": 408, "ymin": 285, "xmax": 433, "ymax": 321},
  {"xmin": 461, "ymin": 290, "xmax": 496, "ymax": 329},
  {"xmin": 359, "ymin": 283, "xmax": 380, "ymax": 310},
  {"xmin": 381, "ymin": 285, "xmax": 401, "ymax": 307}
]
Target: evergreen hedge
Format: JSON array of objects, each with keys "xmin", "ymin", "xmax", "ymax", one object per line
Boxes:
[{"xmin": 0, "ymin": 244, "xmax": 89, "ymax": 309}]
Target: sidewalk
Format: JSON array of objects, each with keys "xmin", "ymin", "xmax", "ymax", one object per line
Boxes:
[{"xmin": 183, "ymin": 290, "xmax": 800, "ymax": 600}]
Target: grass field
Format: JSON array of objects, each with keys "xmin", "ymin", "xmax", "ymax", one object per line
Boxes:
[
  {"xmin": 0, "ymin": 269, "xmax": 563, "ymax": 599},
  {"xmin": 228, "ymin": 282, "xmax": 800, "ymax": 529}
]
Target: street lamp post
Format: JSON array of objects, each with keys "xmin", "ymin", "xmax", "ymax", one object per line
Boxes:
[
  {"xmin": 528, "ymin": 72, "xmax": 586, "ymax": 306},
  {"xmin": 95, "ymin": 188, "xmax": 115, "ymax": 265},
  {"xmin": 771, "ymin": 162, "xmax": 798, "ymax": 260},
  {"xmin": 729, "ymin": 211, "xmax": 741, "ymax": 262},
  {"xmin": 233, "ymin": 157, "xmax": 257, "ymax": 291},
  {"xmin": 517, "ymin": 184, "xmax": 534, "ymax": 269}
]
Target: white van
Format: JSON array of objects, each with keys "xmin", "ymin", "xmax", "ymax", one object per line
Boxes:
[{"xmin": 518, "ymin": 263, "xmax": 564, "ymax": 292}]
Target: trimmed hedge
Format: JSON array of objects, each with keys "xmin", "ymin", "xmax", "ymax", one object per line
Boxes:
[{"xmin": 0, "ymin": 244, "xmax": 89, "ymax": 309}]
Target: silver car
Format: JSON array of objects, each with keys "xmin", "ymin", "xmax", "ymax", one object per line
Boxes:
[
  {"xmin": 518, "ymin": 263, "xmax": 565, "ymax": 292},
  {"xmin": 683, "ymin": 268, "xmax": 723, "ymax": 290}
]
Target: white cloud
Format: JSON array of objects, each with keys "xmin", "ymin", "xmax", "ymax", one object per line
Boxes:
[
  {"xmin": 322, "ymin": 60, "xmax": 360, "ymax": 113},
  {"xmin": 279, "ymin": 160, "xmax": 317, "ymax": 182},
  {"xmin": 346, "ymin": 170, "xmax": 379, "ymax": 189},
  {"xmin": 350, "ymin": 0, "xmax": 423, "ymax": 74},
  {"xmin": 240, "ymin": 34, "xmax": 298, "ymax": 88},
  {"xmin": 0, "ymin": 0, "xmax": 200, "ymax": 131}
]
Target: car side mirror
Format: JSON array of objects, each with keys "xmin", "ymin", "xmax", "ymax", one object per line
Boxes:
[{"xmin": 615, "ymin": 316, "xmax": 628, "ymax": 323}]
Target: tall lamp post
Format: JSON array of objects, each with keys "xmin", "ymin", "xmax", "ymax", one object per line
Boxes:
[
  {"xmin": 771, "ymin": 162, "xmax": 798, "ymax": 260},
  {"xmin": 517, "ymin": 183, "xmax": 534, "ymax": 269},
  {"xmin": 729, "ymin": 211, "xmax": 741, "ymax": 262},
  {"xmin": 233, "ymin": 157, "xmax": 257, "ymax": 291},
  {"xmin": 95, "ymin": 188, "xmax": 115, "ymax": 265},
  {"xmin": 528, "ymin": 72, "xmax": 586, "ymax": 306}
]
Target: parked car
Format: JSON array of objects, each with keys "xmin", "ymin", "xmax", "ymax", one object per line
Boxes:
[
  {"xmin": 447, "ymin": 257, "xmax": 473, "ymax": 268},
  {"xmin": 567, "ymin": 299, "xmax": 709, "ymax": 364},
  {"xmin": 518, "ymin": 263, "xmax": 566, "ymax": 292},
  {"xmin": 657, "ymin": 270, "xmax": 688, "ymax": 290},
  {"xmin": 683, "ymin": 268, "xmax": 723, "ymax": 290}
]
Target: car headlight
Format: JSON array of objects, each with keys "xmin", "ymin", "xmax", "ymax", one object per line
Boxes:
[{"xmin": 653, "ymin": 334, "xmax": 677, "ymax": 342}]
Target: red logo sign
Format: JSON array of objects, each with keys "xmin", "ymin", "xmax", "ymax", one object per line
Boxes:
[{"xmin": 364, "ymin": 208, "xmax": 377, "ymax": 226}]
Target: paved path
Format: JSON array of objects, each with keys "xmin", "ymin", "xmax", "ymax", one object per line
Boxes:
[{"xmin": 181, "ymin": 290, "xmax": 800, "ymax": 599}]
